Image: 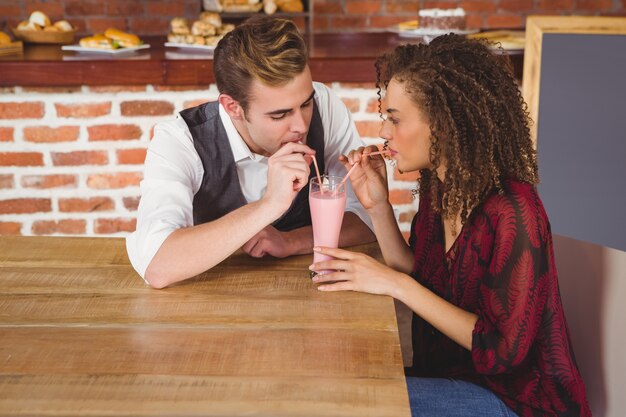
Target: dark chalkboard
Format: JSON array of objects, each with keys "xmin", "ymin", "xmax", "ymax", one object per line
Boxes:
[{"xmin": 534, "ymin": 33, "xmax": 626, "ymax": 251}]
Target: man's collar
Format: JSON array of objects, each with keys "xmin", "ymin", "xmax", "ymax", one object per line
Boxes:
[{"xmin": 218, "ymin": 102, "xmax": 258, "ymax": 163}]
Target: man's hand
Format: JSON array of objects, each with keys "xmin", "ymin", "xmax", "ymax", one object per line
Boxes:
[
  {"xmin": 262, "ymin": 142, "xmax": 315, "ymax": 217},
  {"xmin": 242, "ymin": 225, "xmax": 294, "ymax": 258}
]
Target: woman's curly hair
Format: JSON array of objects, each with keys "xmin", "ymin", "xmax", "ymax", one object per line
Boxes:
[{"xmin": 375, "ymin": 34, "xmax": 538, "ymax": 231}]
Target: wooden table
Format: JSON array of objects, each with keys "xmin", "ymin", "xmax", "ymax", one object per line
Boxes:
[{"xmin": 0, "ymin": 236, "xmax": 410, "ymax": 416}]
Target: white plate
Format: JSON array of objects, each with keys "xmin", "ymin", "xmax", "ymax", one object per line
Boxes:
[
  {"xmin": 389, "ymin": 27, "xmax": 477, "ymax": 39},
  {"xmin": 164, "ymin": 42, "xmax": 216, "ymax": 52},
  {"xmin": 61, "ymin": 44, "xmax": 151, "ymax": 54}
]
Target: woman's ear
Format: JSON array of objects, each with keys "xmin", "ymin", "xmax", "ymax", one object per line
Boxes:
[{"xmin": 218, "ymin": 94, "xmax": 244, "ymax": 120}]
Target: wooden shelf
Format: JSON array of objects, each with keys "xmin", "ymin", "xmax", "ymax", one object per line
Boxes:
[{"xmin": 0, "ymin": 33, "xmax": 523, "ymax": 86}]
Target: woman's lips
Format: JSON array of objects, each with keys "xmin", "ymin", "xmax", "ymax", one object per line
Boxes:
[{"xmin": 388, "ymin": 149, "xmax": 398, "ymax": 156}]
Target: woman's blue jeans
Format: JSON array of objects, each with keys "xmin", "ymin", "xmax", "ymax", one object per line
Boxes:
[{"xmin": 406, "ymin": 377, "xmax": 519, "ymax": 417}]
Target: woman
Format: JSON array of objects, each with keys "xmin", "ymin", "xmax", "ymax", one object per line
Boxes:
[{"xmin": 309, "ymin": 35, "xmax": 591, "ymax": 417}]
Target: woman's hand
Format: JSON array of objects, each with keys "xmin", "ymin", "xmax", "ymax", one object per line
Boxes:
[
  {"xmin": 339, "ymin": 146, "xmax": 389, "ymax": 211},
  {"xmin": 309, "ymin": 246, "xmax": 409, "ymax": 296}
]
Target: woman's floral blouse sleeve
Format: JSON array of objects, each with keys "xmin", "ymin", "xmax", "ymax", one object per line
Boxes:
[{"xmin": 471, "ymin": 192, "xmax": 550, "ymax": 375}]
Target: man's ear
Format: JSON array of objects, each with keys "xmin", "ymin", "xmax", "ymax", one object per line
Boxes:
[{"xmin": 219, "ymin": 94, "xmax": 244, "ymax": 120}]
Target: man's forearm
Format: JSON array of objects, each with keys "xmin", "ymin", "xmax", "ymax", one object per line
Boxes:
[
  {"xmin": 285, "ymin": 212, "xmax": 376, "ymax": 256},
  {"xmin": 144, "ymin": 199, "xmax": 282, "ymax": 288}
]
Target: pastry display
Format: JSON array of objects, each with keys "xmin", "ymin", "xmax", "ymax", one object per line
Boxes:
[
  {"xmin": 467, "ymin": 30, "xmax": 526, "ymax": 51},
  {"xmin": 418, "ymin": 8, "xmax": 467, "ymax": 30},
  {"xmin": 203, "ymin": 0, "xmax": 304, "ymax": 14},
  {"xmin": 12, "ymin": 11, "xmax": 75, "ymax": 44},
  {"xmin": 167, "ymin": 12, "xmax": 235, "ymax": 47}
]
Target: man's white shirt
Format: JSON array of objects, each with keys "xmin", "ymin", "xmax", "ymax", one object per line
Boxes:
[{"xmin": 126, "ymin": 82, "xmax": 373, "ymax": 279}]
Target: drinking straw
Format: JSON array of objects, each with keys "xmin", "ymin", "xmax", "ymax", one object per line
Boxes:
[
  {"xmin": 311, "ymin": 155, "xmax": 324, "ymax": 194},
  {"xmin": 334, "ymin": 150, "xmax": 392, "ymax": 194}
]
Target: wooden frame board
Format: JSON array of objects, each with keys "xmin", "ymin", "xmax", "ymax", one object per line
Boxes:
[{"xmin": 522, "ymin": 15, "xmax": 626, "ymax": 144}]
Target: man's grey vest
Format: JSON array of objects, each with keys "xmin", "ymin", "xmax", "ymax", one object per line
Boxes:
[{"xmin": 179, "ymin": 101, "xmax": 325, "ymax": 231}]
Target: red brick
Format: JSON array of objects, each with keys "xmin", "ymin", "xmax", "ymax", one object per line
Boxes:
[
  {"xmin": 537, "ymin": 0, "xmax": 574, "ymax": 12},
  {"xmin": 0, "ymin": 174, "xmax": 14, "ymax": 189},
  {"xmin": 315, "ymin": 0, "xmax": 343, "ymax": 14},
  {"xmin": 153, "ymin": 85, "xmax": 211, "ymax": 92},
  {"xmin": 486, "ymin": 14, "xmax": 524, "ymax": 29},
  {"xmin": 346, "ymin": 1, "xmax": 382, "ymax": 14},
  {"xmin": 460, "ymin": 1, "xmax": 498, "ymax": 12},
  {"xmin": 0, "ymin": 5, "xmax": 20, "ymax": 18},
  {"xmin": 55, "ymin": 102, "xmax": 112, "ymax": 118},
  {"xmin": 0, "ymin": 222, "xmax": 22, "ymax": 235},
  {"xmin": 129, "ymin": 17, "xmax": 170, "ymax": 35},
  {"xmin": 577, "ymin": 0, "xmax": 612, "ymax": 10},
  {"xmin": 355, "ymin": 121, "xmax": 383, "ymax": 138},
  {"xmin": 366, "ymin": 98, "xmax": 382, "ymax": 114},
  {"xmin": 21, "ymin": 175, "xmax": 77, "ymax": 189},
  {"xmin": 123, "ymin": 196, "xmax": 140, "ymax": 211},
  {"xmin": 388, "ymin": 189, "xmax": 413, "ymax": 205},
  {"xmin": 0, "ymin": 152, "xmax": 44, "ymax": 167},
  {"xmin": 94, "ymin": 218, "xmax": 137, "ymax": 234},
  {"xmin": 394, "ymin": 169, "xmax": 420, "ymax": 182},
  {"xmin": 21, "ymin": 86, "xmax": 83, "ymax": 93},
  {"xmin": 399, "ymin": 210, "xmax": 417, "ymax": 223},
  {"xmin": 52, "ymin": 150, "xmax": 109, "ymax": 166},
  {"xmin": 338, "ymin": 82, "xmax": 376, "ymax": 89},
  {"xmin": 65, "ymin": 0, "xmax": 106, "ymax": 15},
  {"xmin": 369, "ymin": 16, "xmax": 412, "ymax": 29},
  {"xmin": 0, "ymin": 127, "xmax": 13, "ymax": 142},
  {"xmin": 0, "ymin": 102, "xmax": 45, "ymax": 119},
  {"xmin": 183, "ymin": 99, "xmax": 209, "ymax": 109},
  {"xmin": 117, "ymin": 148, "xmax": 147, "ymax": 165},
  {"xmin": 0, "ymin": 198, "xmax": 51, "ymax": 214},
  {"xmin": 88, "ymin": 124, "xmax": 142, "ymax": 141},
  {"xmin": 89, "ymin": 86, "xmax": 146, "ymax": 93},
  {"xmin": 120, "ymin": 100, "xmax": 174, "ymax": 116},
  {"xmin": 32, "ymin": 219, "xmax": 86, "ymax": 235},
  {"xmin": 341, "ymin": 98, "xmax": 360, "ymax": 113},
  {"xmin": 86, "ymin": 17, "xmax": 128, "ymax": 33},
  {"xmin": 422, "ymin": 1, "xmax": 457, "ymax": 9},
  {"xmin": 107, "ymin": 0, "xmax": 145, "ymax": 15},
  {"xmin": 26, "ymin": 2, "xmax": 64, "ymax": 20},
  {"xmin": 59, "ymin": 197, "xmax": 115, "ymax": 213},
  {"xmin": 387, "ymin": 2, "xmax": 420, "ymax": 13},
  {"xmin": 23, "ymin": 126, "xmax": 80, "ymax": 143},
  {"xmin": 68, "ymin": 18, "xmax": 87, "ymax": 35},
  {"xmin": 329, "ymin": 16, "xmax": 369, "ymax": 30},
  {"xmin": 499, "ymin": 0, "xmax": 533, "ymax": 11},
  {"xmin": 87, "ymin": 172, "xmax": 143, "ymax": 189},
  {"xmin": 466, "ymin": 14, "xmax": 484, "ymax": 29},
  {"xmin": 145, "ymin": 1, "xmax": 186, "ymax": 15},
  {"xmin": 313, "ymin": 16, "xmax": 330, "ymax": 31}
]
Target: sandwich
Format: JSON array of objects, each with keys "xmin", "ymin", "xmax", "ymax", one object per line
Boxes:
[
  {"xmin": 103, "ymin": 28, "xmax": 141, "ymax": 48},
  {"xmin": 0, "ymin": 31, "xmax": 12, "ymax": 46},
  {"xmin": 79, "ymin": 34, "xmax": 114, "ymax": 49}
]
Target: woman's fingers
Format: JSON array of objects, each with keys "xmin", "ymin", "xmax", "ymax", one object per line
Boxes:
[
  {"xmin": 317, "ymin": 280, "xmax": 355, "ymax": 292},
  {"xmin": 313, "ymin": 246, "xmax": 357, "ymax": 260}
]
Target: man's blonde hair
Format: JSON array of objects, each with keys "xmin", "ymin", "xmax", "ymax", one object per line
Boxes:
[{"xmin": 214, "ymin": 15, "xmax": 308, "ymax": 111}]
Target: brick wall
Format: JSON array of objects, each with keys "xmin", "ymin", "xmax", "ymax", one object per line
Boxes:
[
  {"xmin": 0, "ymin": 83, "xmax": 420, "ymax": 239},
  {"xmin": 1, "ymin": 0, "xmax": 624, "ymax": 35}
]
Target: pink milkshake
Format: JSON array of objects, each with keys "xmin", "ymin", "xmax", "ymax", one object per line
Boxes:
[{"xmin": 309, "ymin": 175, "xmax": 347, "ymax": 275}]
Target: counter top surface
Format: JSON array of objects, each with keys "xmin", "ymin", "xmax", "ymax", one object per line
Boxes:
[
  {"xmin": 0, "ymin": 33, "xmax": 523, "ymax": 86},
  {"xmin": 0, "ymin": 236, "xmax": 410, "ymax": 416}
]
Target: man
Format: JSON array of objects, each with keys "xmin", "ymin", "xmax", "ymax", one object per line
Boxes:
[{"xmin": 126, "ymin": 16, "xmax": 375, "ymax": 288}]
